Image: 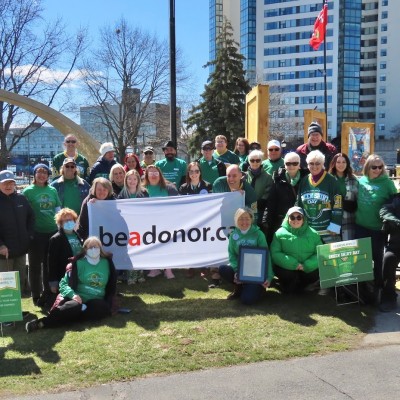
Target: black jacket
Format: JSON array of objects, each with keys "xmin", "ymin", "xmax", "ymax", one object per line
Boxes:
[
  {"xmin": 263, "ymin": 168, "xmax": 308, "ymax": 242},
  {"xmin": 48, "ymin": 229, "xmax": 84, "ymax": 284},
  {"xmin": 179, "ymin": 180, "xmax": 212, "ymax": 195},
  {"xmin": 0, "ymin": 191, "xmax": 35, "ymax": 259},
  {"xmin": 380, "ymin": 193, "xmax": 400, "ymax": 252},
  {"xmin": 88, "ymin": 156, "xmax": 117, "ymax": 185}
]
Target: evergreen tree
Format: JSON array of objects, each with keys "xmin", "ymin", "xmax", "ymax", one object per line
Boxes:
[{"xmin": 186, "ymin": 19, "xmax": 251, "ymax": 155}]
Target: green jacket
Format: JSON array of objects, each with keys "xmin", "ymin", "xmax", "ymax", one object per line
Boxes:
[
  {"xmin": 356, "ymin": 174, "xmax": 397, "ymax": 230},
  {"xmin": 245, "ymin": 168, "xmax": 273, "ymax": 201},
  {"xmin": 228, "ymin": 225, "xmax": 273, "ymax": 282},
  {"xmin": 262, "ymin": 158, "xmax": 284, "ymax": 176},
  {"xmin": 271, "ymin": 217, "xmax": 322, "ymax": 273}
]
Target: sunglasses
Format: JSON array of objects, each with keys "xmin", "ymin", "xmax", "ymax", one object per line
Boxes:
[
  {"xmin": 249, "ymin": 159, "xmax": 261, "ymax": 163},
  {"xmin": 285, "ymin": 162, "xmax": 299, "ymax": 167},
  {"xmin": 289, "ymin": 215, "xmax": 303, "ymax": 221},
  {"xmin": 371, "ymin": 165, "xmax": 383, "ymax": 170},
  {"xmin": 308, "ymin": 162, "xmax": 321, "ymax": 166},
  {"xmin": 268, "ymin": 148, "xmax": 280, "ymax": 152},
  {"xmin": 144, "ymin": 151, "xmax": 153, "ymax": 155},
  {"xmin": 65, "ymin": 140, "xmax": 77, "ymax": 144},
  {"xmin": 64, "ymin": 165, "xmax": 76, "ymax": 169},
  {"xmin": 189, "ymin": 170, "xmax": 200, "ymax": 174}
]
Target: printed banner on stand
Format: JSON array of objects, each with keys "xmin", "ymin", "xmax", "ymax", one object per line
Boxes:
[
  {"xmin": 89, "ymin": 192, "xmax": 244, "ymax": 270},
  {"xmin": 317, "ymin": 238, "xmax": 373, "ymax": 289},
  {"xmin": 0, "ymin": 271, "xmax": 23, "ymax": 323}
]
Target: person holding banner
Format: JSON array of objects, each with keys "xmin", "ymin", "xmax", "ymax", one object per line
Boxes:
[
  {"xmin": 143, "ymin": 165, "xmax": 179, "ymax": 279},
  {"xmin": 328, "ymin": 153, "xmax": 358, "ymax": 240},
  {"xmin": 26, "ymin": 236, "xmax": 117, "ymax": 333},
  {"xmin": 77, "ymin": 177, "xmax": 116, "ymax": 241},
  {"xmin": 355, "ymin": 154, "xmax": 397, "ymax": 294},
  {"xmin": 271, "ymin": 207, "xmax": 322, "ymax": 294},
  {"xmin": 219, "ymin": 208, "xmax": 272, "ymax": 305}
]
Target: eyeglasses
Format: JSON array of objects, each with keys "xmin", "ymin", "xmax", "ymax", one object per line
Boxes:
[
  {"xmin": 371, "ymin": 165, "xmax": 383, "ymax": 170},
  {"xmin": 64, "ymin": 165, "xmax": 76, "ymax": 169},
  {"xmin": 65, "ymin": 140, "xmax": 77, "ymax": 144},
  {"xmin": 285, "ymin": 162, "xmax": 299, "ymax": 167},
  {"xmin": 289, "ymin": 215, "xmax": 303, "ymax": 221},
  {"xmin": 268, "ymin": 148, "xmax": 280, "ymax": 152},
  {"xmin": 249, "ymin": 159, "xmax": 261, "ymax": 163},
  {"xmin": 189, "ymin": 170, "xmax": 200, "ymax": 174},
  {"xmin": 202, "ymin": 147, "xmax": 213, "ymax": 151},
  {"xmin": 144, "ymin": 152, "xmax": 153, "ymax": 155},
  {"xmin": 148, "ymin": 171, "xmax": 159, "ymax": 176},
  {"xmin": 308, "ymin": 162, "xmax": 321, "ymax": 166}
]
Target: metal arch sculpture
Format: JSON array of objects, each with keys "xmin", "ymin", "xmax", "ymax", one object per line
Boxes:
[{"xmin": 0, "ymin": 89, "xmax": 100, "ymax": 166}]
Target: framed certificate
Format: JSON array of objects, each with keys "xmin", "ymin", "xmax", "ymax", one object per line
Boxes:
[{"xmin": 238, "ymin": 246, "xmax": 268, "ymax": 284}]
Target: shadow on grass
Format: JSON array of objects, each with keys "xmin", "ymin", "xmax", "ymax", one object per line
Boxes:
[{"xmin": 116, "ymin": 270, "xmax": 375, "ymax": 333}]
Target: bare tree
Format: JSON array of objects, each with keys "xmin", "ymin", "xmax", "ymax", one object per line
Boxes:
[
  {"xmin": 0, "ymin": 0, "xmax": 86, "ymax": 169},
  {"xmin": 82, "ymin": 18, "xmax": 188, "ymax": 160}
]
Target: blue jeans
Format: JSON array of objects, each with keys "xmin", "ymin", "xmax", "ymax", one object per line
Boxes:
[{"xmin": 219, "ymin": 265, "xmax": 265, "ymax": 305}]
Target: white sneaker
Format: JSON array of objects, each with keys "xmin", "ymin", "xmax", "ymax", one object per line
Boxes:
[
  {"xmin": 164, "ymin": 269, "xmax": 175, "ymax": 279},
  {"xmin": 147, "ymin": 269, "xmax": 161, "ymax": 278}
]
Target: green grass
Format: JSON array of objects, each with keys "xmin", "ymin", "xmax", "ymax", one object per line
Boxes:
[{"xmin": 0, "ymin": 270, "xmax": 374, "ymax": 397}]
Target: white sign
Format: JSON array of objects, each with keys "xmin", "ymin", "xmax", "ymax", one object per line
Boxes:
[{"xmin": 89, "ymin": 192, "xmax": 244, "ymax": 270}]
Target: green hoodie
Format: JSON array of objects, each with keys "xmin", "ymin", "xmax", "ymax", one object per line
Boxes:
[
  {"xmin": 355, "ymin": 174, "xmax": 397, "ymax": 230},
  {"xmin": 271, "ymin": 216, "xmax": 322, "ymax": 273},
  {"xmin": 228, "ymin": 225, "xmax": 273, "ymax": 282}
]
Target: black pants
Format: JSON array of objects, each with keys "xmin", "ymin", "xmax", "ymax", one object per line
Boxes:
[
  {"xmin": 382, "ymin": 250, "xmax": 399, "ymax": 302},
  {"xmin": 42, "ymin": 299, "xmax": 112, "ymax": 328},
  {"xmin": 273, "ymin": 265, "xmax": 319, "ymax": 294},
  {"xmin": 28, "ymin": 231, "xmax": 56, "ymax": 299},
  {"xmin": 355, "ymin": 225, "xmax": 385, "ymax": 288}
]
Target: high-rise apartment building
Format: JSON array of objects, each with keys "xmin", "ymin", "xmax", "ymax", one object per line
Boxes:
[{"xmin": 209, "ymin": 0, "xmax": 399, "ymax": 140}]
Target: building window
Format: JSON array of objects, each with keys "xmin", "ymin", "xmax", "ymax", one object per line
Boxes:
[
  {"xmin": 379, "ymin": 124, "xmax": 385, "ymax": 131},
  {"xmin": 379, "ymin": 112, "xmax": 386, "ymax": 118},
  {"xmin": 382, "ymin": 0, "xmax": 388, "ymax": 6},
  {"xmin": 381, "ymin": 24, "xmax": 387, "ymax": 32},
  {"xmin": 379, "ymin": 100, "xmax": 386, "ymax": 106},
  {"xmin": 381, "ymin": 11, "xmax": 388, "ymax": 19},
  {"xmin": 380, "ymin": 62, "xmax": 386, "ymax": 69},
  {"xmin": 379, "ymin": 87, "xmax": 386, "ymax": 94},
  {"xmin": 380, "ymin": 74, "xmax": 386, "ymax": 81},
  {"xmin": 381, "ymin": 49, "xmax": 387, "ymax": 57},
  {"xmin": 381, "ymin": 37, "xmax": 387, "ymax": 44}
]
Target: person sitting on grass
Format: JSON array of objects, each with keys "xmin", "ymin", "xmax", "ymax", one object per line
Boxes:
[
  {"xmin": 270, "ymin": 206, "xmax": 322, "ymax": 294},
  {"xmin": 218, "ymin": 208, "xmax": 272, "ymax": 305},
  {"xmin": 26, "ymin": 236, "xmax": 117, "ymax": 333}
]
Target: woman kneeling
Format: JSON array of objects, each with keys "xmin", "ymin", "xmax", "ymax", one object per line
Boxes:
[
  {"xmin": 271, "ymin": 207, "xmax": 322, "ymax": 294},
  {"xmin": 26, "ymin": 236, "xmax": 117, "ymax": 333},
  {"xmin": 219, "ymin": 208, "xmax": 272, "ymax": 305}
]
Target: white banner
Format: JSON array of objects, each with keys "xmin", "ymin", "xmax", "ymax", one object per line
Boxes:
[{"xmin": 88, "ymin": 192, "xmax": 244, "ymax": 270}]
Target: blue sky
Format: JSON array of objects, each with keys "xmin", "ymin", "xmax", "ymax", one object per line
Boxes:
[{"xmin": 41, "ymin": 0, "xmax": 209, "ymax": 103}]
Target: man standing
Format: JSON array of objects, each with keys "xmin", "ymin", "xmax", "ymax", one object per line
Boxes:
[
  {"xmin": 52, "ymin": 134, "xmax": 90, "ymax": 181},
  {"xmin": 296, "ymin": 122, "xmax": 337, "ymax": 170},
  {"xmin": 140, "ymin": 146, "xmax": 156, "ymax": 169},
  {"xmin": 88, "ymin": 142, "xmax": 117, "ymax": 185},
  {"xmin": 0, "ymin": 170, "xmax": 34, "ymax": 292},
  {"xmin": 213, "ymin": 135, "xmax": 240, "ymax": 166},
  {"xmin": 262, "ymin": 140, "xmax": 284, "ymax": 175},
  {"xmin": 155, "ymin": 141, "xmax": 187, "ymax": 187},
  {"xmin": 198, "ymin": 140, "xmax": 226, "ymax": 185},
  {"xmin": 50, "ymin": 158, "xmax": 90, "ymax": 216}
]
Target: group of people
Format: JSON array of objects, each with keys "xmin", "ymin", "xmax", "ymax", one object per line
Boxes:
[{"xmin": 0, "ymin": 121, "xmax": 399, "ymax": 334}]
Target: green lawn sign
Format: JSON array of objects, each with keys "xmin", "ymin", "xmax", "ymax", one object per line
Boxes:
[
  {"xmin": 0, "ymin": 271, "xmax": 23, "ymax": 323},
  {"xmin": 317, "ymin": 238, "xmax": 373, "ymax": 289}
]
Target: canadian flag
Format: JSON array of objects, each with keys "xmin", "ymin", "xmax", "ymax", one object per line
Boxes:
[{"xmin": 309, "ymin": 1, "xmax": 328, "ymax": 50}]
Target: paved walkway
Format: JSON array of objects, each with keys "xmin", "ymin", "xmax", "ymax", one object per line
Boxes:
[{"xmin": 10, "ymin": 300, "xmax": 400, "ymax": 400}]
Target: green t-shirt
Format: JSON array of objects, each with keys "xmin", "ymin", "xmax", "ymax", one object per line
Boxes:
[
  {"xmin": 199, "ymin": 157, "xmax": 221, "ymax": 185},
  {"xmin": 213, "ymin": 149, "xmax": 240, "ymax": 165},
  {"xmin": 65, "ymin": 233, "xmax": 82, "ymax": 256},
  {"xmin": 62, "ymin": 178, "xmax": 82, "ymax": 215},
  {"xmin": 147, "ymin": 185, "xmax": 169, "ymax": 197},
  {"xmin": 155, "ymin": 158, "xmax": 187, "ymax": 187},
  {"xmin": 52, "ymin": 152, "xmax": 90, "ymax": 181},
  {"xmin": 22, "ymin": 184, "xmax": 61, "ymax": 233},
  {"xmin": 59, "ymin": 257, "xmax": 110, "ymax": 303},
  {"xmin": 262, "ymin": 158, "xmax": 284, "ymax": 175}
]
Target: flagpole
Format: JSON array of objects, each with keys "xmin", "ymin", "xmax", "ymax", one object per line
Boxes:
[{"xmin": 323, "ymin": 0, "xmax": 328, "ymax": 136}]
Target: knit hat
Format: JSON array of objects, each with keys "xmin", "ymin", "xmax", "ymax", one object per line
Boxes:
[
  {"xmin": 33, "ymin": 163, "xmax": 51, "ymax": 175},
  {"xmin": 99, "ymin": 142, "xmax": 115, "ymax": 156},
  {"xmin": 308, "ymin": 122, "xmax": 323, "ymax": 137}
]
